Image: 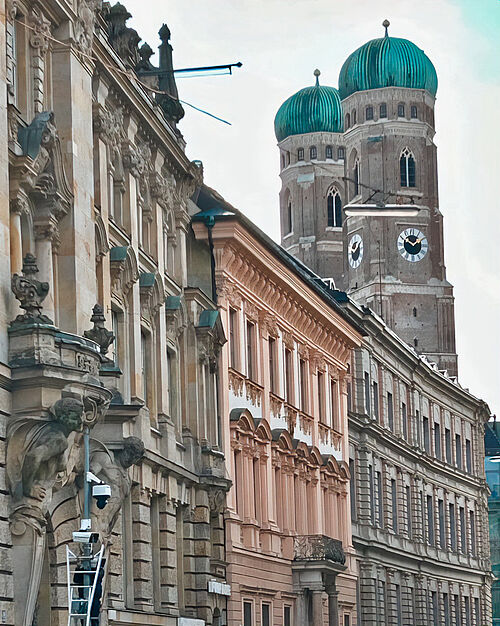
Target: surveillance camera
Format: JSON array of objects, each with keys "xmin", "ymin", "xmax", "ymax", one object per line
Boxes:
[
  {"xmin": 92, "ymin": 484, "xmax": 111, "ymax": 509},
  {"xmin": 73, "ymin": 531, "xmax": 99, "ymax": 544}
]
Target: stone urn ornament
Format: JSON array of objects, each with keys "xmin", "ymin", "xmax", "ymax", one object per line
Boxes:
[{"xmin": 11, "ymin": 253, "xmax": 53, "ymax": 325}]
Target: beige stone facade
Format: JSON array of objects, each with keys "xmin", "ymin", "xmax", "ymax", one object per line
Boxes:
[
  {"xmin": 192, "ymin": 191, "xmax": 363, "ymax": 626},
  {"xmin": 1, "ymin": 2, "xmax": 229, "ymax": 625}
]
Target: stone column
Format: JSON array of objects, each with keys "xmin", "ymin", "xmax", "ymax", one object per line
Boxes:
[
  {"xmin": 312, "ymin": 589, "xmax": 324, "ymax": 626},
  {"xmin": 10, "ymin": 203, "xmax": 23, "ymax": 274},
  {"xmin": 34, "ymin": 223, "xmax": 57, "ymax": 323},
  {"xmin": 359, "ymin": 562, "xmax": 377, "ymax": 626},
  {"xmin": 326, "ymin": 585, "xmax": 339, "ymax": 626}
]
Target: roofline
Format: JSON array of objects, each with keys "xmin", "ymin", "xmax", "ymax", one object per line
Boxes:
[{"xmin": 192, "ymin": 185, "xmax": 367, "ymax": 337}]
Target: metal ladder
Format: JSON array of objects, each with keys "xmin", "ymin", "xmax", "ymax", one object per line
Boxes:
[{"xmin": 66, "ymin": 545, "xmax": 105, "ymax": 626}]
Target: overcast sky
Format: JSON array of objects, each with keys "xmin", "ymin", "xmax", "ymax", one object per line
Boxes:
[{"xmin": 126, "ymin": 0, "xmax": 500, "ymax": 416}]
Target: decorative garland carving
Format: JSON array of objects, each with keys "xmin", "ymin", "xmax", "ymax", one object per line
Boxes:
[
  {"xmin": 245, "ymin": 380, "xmax": 263, "ymax": 407},
  {"xmin": 229, "ymin": 370, "xmax": 244, "ymax": 397}
]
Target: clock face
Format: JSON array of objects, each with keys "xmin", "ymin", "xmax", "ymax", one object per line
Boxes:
[
  {"xmin": 397, "ymin": 228, "xmax": 428, "ymax": 262},
  {"xmin": 348, "ymin": 234, "xmax": 364, "ymax": 268}
]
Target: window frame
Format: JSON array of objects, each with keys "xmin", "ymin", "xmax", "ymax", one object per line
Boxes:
[
  {"xmin": 365, "ymin": 105, "xmax": 374, "ymax": 121},
  {"xmin": 325, "ymin": 145, "xmax": 333, "ymax": 159},
  {"xmin": 246, "ymin": 320, "xmax": 256, "ymax": 381},
  {"xmin": 309, "ymin": 145, "xmax": 317, "ymax": 160},
  {"xmin": 379, "ymin": 103, "xmax": 387, "ymax": 118},
  {"xmin": 297, "ymin": 147, "xmax": 304, "ymax": 161},
  {"xmin": 327, "ymin": 186, "xmax": 342, "ymax": 228},
  {"xmin": 400, "ymin": 147, "xmax": 416, "ymax": 188}
]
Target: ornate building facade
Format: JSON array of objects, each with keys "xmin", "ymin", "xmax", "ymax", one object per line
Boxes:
[
  {"xmin": 1, "ymin": 2, "xmax": 229, "ymax": 625},
  {"xmin": 191, "ymin": 186, "xmax": 363, "ymax": 626},
  {"xmin": 274, "ymin": 21, "xmax": 492, "ymax": 626}
]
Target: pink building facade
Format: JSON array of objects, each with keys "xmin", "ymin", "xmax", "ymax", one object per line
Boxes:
[{"xmin": 192, "ymin": 190, "xmax": 362, "ymax": 626}]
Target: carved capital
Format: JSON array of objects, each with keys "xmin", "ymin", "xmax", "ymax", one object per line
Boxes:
[
  {"xmin": 28, "ymin": 8, "xmax": 51, "ymax": 55},
  {"xmin": 74, "ymin": 0, "xmax": 102, "ymax": 55}
]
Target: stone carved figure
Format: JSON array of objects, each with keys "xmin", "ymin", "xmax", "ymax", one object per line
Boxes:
[
  {"xmin": 6, "ymin": 396, "xmax": 84, "ymax": 626},
  {"xmin": 11, "ymin": 253, "xmax": 52, "ymax": 325},
  {"xmin": 86, "ymin": 437, "xmax": 145, "ymax": 543}
]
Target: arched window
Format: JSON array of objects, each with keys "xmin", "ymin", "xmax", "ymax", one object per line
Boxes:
[
  {"xmin": 411, "ymin": 105, "xmax": 418, "ymax": 119},
  {"xmin": 325, "ymin": 145, "xmax": 333, "ymax": 160},
  {"xmin": 327, "ymin": 187, "xmax": 342, "ymax": 227},
  {"xmin": 286, "ymin": 151, "xmax": 290, "ymax": 165},
  {"xmin": 352, "ymin": 109, "xmax": 357, "ymax": 124},
  {"xmin": 413, "ymin": 307, "xmax": 417, "ymax": 318},
  {"xmin": 400, "ymin": 148, "xmax": 416, "ymax": 188},
  {"xmin": 310, "ymin": 145, "xmax": 317, "ymax": 160},
  {"xmin": 285, "ymin": 201, "xmax": 292, "ymax": 234},
  {"xmin": 380, "ymin": 103, "xmax": 387, "ymax": 118},
  {"xmin": 297, "ymin": 147, "xmax": 304, "ymax": 161},
  {"xmin": 353, "ymin": 159, "xmax": 360, "ymax": 196},
  {"xmin": 366, "ymin": 106, "xmax": 374, "ymax": 121},
  {"xmin": 345, "ymin": 113, "xmax": 350, "ymax": 129},
  {"xmin": 414, "ymin": 337, "xmax": 419, "ymax": 348},
  {"xmin": 398, "ymin": 103, "xmax": 405, "ymax": 117},
  {"xmin": 338, "ymin": 146, "xmax": 345, "ymax": 160},
  {"xmin": 281, "ymin": 153, "xmax": 286, "ymax": 168}
]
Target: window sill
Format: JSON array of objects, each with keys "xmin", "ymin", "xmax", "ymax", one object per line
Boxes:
[
  {"xmin": 282, "ymin": 231, "xmax": 294, "ymax": 239},
  {"xmin": 325, "ymin": 227, "xmax": 342, "ymax": 232}
]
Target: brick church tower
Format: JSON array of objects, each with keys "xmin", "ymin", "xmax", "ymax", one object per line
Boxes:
[{"xmin": 275, "ymin": 21, "xmax": 458, "ymax": 376}]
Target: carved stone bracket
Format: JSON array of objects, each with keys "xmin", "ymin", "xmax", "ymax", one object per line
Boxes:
[
  {"xmin": 229, "ymin": 370, "xmax": 244, "ymax": 397},
  {"xmin": 11, "ymin": 253, "xmax": 53, "ymax": 326}
]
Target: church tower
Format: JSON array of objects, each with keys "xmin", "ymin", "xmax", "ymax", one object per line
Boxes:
[{"xmin": 275, "ymin": 21, "xmax": 458, "ymax": 377}]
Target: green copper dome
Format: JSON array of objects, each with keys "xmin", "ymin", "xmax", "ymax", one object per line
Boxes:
[
  {"xmin": 338, "ymin": 22, "xmax": 438, "ymax": 100},
  {"xmin": 274, "ymin": 71, "xmax": 343, "ymax": 142}
]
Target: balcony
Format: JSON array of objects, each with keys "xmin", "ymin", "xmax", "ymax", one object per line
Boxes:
[{"xmin": 293, "ymin": 535, "xmax": 346, "ymax": 565}]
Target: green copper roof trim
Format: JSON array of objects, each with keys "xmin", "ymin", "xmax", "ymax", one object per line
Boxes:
[
  {"xmin": 139, "ymin": 272, "xmax": 156, "ymax": 288},
  {"xmin": 274, "ymin": 77, "xmax": 343, "ymax": 142},
  {"xmin": 165, "ymin": 295, "xmax": 182, "ymax": 310},
  {"xmin": 339, "ymin": 35, "xmax": 437, "ymax": 100},
  {"xmin": 198, "ymin": 309, "xmax": 220, "ymax": 329},
  {"xmin": 109, "ymin": 246, "xmax": 129, "ymax": 262}
]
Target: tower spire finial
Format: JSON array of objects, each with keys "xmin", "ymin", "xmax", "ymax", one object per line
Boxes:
[
  {"xmin": 314, "ymin": 68, "xmax": 321, "ymax": 86},
  {"xmin": 383, "ymin": 19, "xmax": 390, "ymax": 37}
]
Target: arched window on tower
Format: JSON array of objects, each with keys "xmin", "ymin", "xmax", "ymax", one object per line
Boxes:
[
  {"xmin": 345, "ymin": 113, "xmax": 350, "ymax": 129},
  {"xmin": 338, "ymin": 146, "xmax": 345, "ymax": 160},
  {"xmin": 297, "ymin": 147, "xmax": 304, "ymax": 161},
  {"xmin": 281, "ymin": 153, "xmax": 286, "ymax": 169},
  {"xmin": 325, "ymin": 145, "xmax": 333, "ymax": 160},
  {"xmin": 327, "ymin": 187, "xmax": 342, "ymax": 228},
  {"xmin": 285, "ymin": 201, "xmax": 293, "ymax": 235},
  {"xmin": 400, "ymin": 148, "xmax": 416, "ymax": 188},
  {"xmin": 353, "ymin": 159, "xmax": 360, "ymax": 196},
  {"xmin": 380, "ymin": 103, "xmax": 387, "ymax": 118},
  {"xmin": 398, "ymin": 103, "xmax": 405, "ymax": 117},
  {"xmin": 365, "ymin": 106, "xmax": 374, "ymax": 121},
  {"xmin": 411, "ymin": 105, "xmax": 418, "ymax": 119},
  {"xmin": 310, "ymin": 145, "xmax": 317, "ymax": 160},
  {"xmin": 352, "ymin": 109, "xmax": 357, "ymax": 124}
]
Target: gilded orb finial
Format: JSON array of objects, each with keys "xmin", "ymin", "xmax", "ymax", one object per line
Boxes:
[
  {"xmin": 314, "ymin": 68, "xmax": 321, "ymax": 86},
  {"xmin": 383, "ymin": 19, "xmax": 390, "ymax": 37}
]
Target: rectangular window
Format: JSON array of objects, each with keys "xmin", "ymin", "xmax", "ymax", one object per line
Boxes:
[
  {"xmin": 350, "ymin": 458, "xmax": 357, "ymax": 522},
  {"xmin": 438, "ymin": 499, "xmax": 445, "ymax": 548},
  {"xmin": 431, "ymin": 591, "xmax": 438, "ymax": 623},
  {"xmin": 391, "ymin": 478, "xmax": 398, "ymax": 534},
  {"xmin": 364, "ymin": 372, "xmax": 371, "ymax": 414},
  {"xmin": 449, "ymin": 503, "xmax": 456, "ymax": 551},
  {"xmin": 380, "ymin": 103, "xmax": 387, "ymax": 118},
  {"xmin": 330, "ymin": 379, "xmax": 338, "ymax": 429},
  {"xmin": 373, "ymin": 381, "xmax": 379, "ymax": 419},
  {"xmin": 411, "ymin": 105, "xmax": 418, "ymax": 119},
  {"xmin": 299, "ymin": 359, "xmax": 308, "ymax": 412},
  {"xmin": 406, "ymin": 485, "xmax": 412, "ymax": 537},
  {"xmin": 423, "ymin": 417, "xmax": 430, "ymax": 453},
  {"xmin": 317, "ymin": 371, "xmax": 325, "ymax": 422},
  {"xmin": 229, "ymin": 308, "xmax": 238, "ymax": 369},
  {"xmin": 456, "ymin": 433, "xmax": 462, "ymax": 469},
  {"xmin": 387, "ymin": 392, "xmax": 394, "ymax": 430},
  {"xmin": 284, "ymin": 348, "xmax": 293, "ymax": 404},
  {"xmin": 454, "ymin": 595, "xmax": 461, "ymax": 626},
  {"xmin": 269, "ymin": 337, "xmax": 277, "ymax": 394},
  {"xmin": 111, "ymin": 310, "xmax": 119, "ymax": 367},
  {"xmin": 464, "ymin": 597, "xmax": 471, "ymax": 626},
  {"xmin": 376, "ymin": 471, "xmax": 384, "ymax": 528},
  {"xmin": 262, "ymin": 603, "xmax": 270, "ymax": 626},
  {"xmin": 401, "ymin": 402, "xmax": 407, "ymax": 440},
  {"xmin": 344, "ymin": 616, "xmax": 350, "ymax": 626},
  {"xmin": 369, "ymin": 464, "xmax": 375, "ymax": 525},
  {"xmin": 445, "ymin": 428, "xmax": 452, "ymax": 463},
  {"xmin": 141, "ymin": 330, "xmax": 151, "ymax": 409},
  {"xmin": 347, "ymin": 381, "xmax": 352, "ymax": 412},
  {"xmin": 459, "ymin": 506, "xmax": 466, "ymax": 553},
  {"xmin": 474, "ymin": 598, "xmax": 480, "ymax": 624},
  {"xmin": 398, "ymin": 103, "xmax": 405, "ymax": 117},
  {"xmin": 284, "ymin": 606, "xmax": 291, "ymax": 626},
  {"xmin": 434, "ymin": 422, "xmax": 441, "ymax": 459},
  {"xmin": 427, "ymin": 494, "xmax": 434, "ymax": 545},
  {"xmin": 470, "ymin": 510, "xmax": 476, "ymax": 555},
  {"xmin": 396, "ymin": 584, "xmax": 402, "ymax": 626},
  {"xmin": 444, "ymin": 593, "xmax": 450, "ymax": 626},
  {"xmin": 466, "ymin": 439, "xmax": 472, "ymax": 473},
  {"xmin": 243, "ymin": 601, "xmax": 253, "ymax": 626},
  {"xmin": 246, "ymin": 321, "xmax": 255, "ymax": 380}
]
